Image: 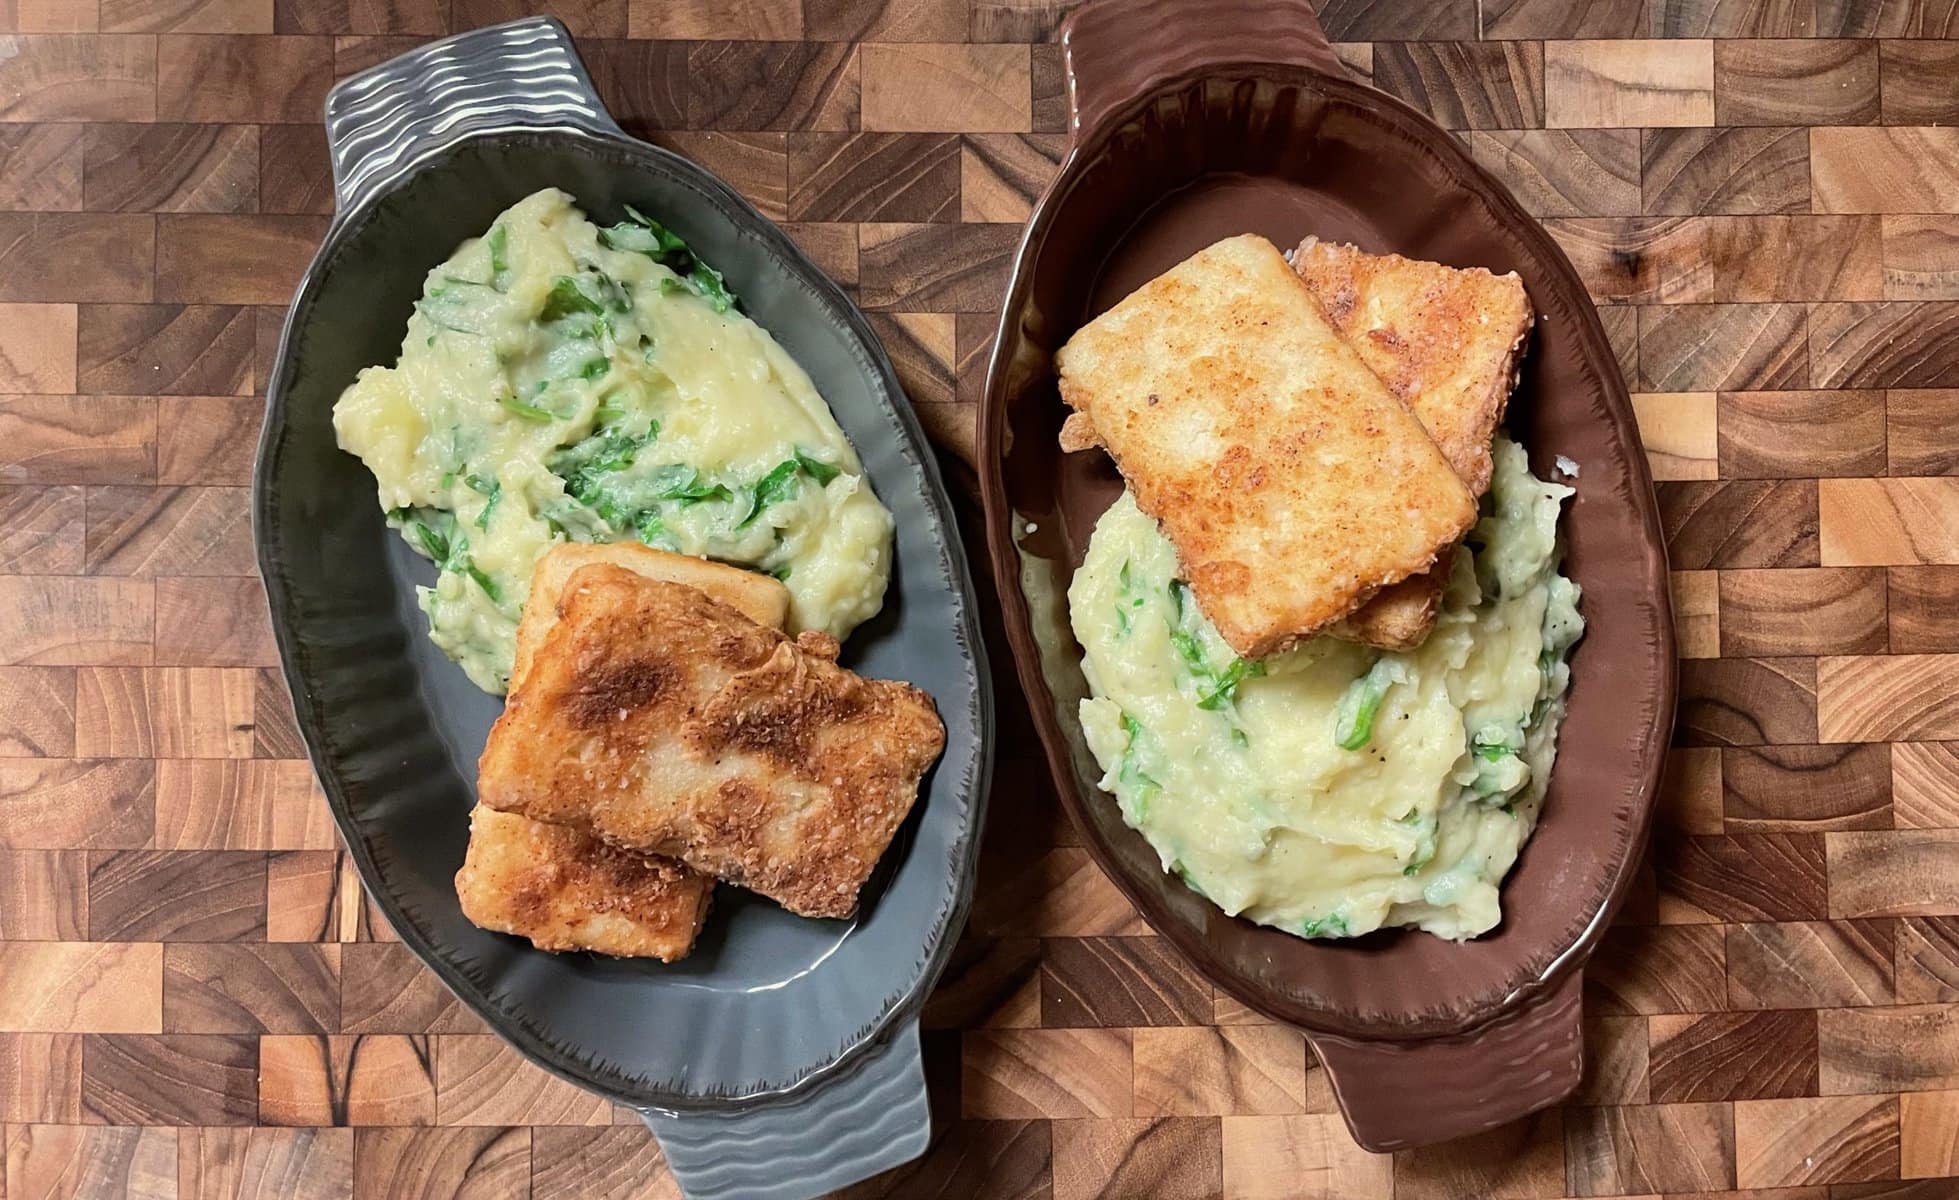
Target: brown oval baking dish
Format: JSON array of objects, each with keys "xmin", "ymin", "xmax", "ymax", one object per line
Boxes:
[{"xmin": 977, "ymin": 0, "xmax": 1677, "ymax": 1152}]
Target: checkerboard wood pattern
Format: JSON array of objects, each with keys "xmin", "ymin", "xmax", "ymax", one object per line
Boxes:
[{"xmin": 2, "ymin": 0, "xmax": 1958, "ymax": 1196}]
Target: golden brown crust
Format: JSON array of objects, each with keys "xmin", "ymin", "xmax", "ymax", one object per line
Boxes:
[
  {"xmin": 1292, "ymin": 237, "xmax": 1533, "ymax": 651},
  {"xmin": 1291, "ymin": 236, "xmax": 1532, "ymax": 498},
  {"xmin": 1053, "ymin": 234, "xmax": 1476, "ymax": 660},
  {"xmin": 476, "ymin": 564, "xmax": 946, "ymax": 919},
  {"xmin": 455, "ymin": 543, "xmax": 790, "ymax": 960},
  {"xmin": 455, "ymin": 805, "xmax": 713, "ymax": 960}
]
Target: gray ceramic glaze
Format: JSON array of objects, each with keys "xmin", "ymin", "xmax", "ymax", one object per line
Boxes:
[{"xmin": 253, "ymin": 19, "xmax": 992, "ymax": 1200}]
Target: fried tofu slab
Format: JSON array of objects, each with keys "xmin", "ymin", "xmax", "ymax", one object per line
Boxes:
[
  {"xmin": 456, "ymin": 804, "xmax": 713, "ymax": 960},
  {"xmin": 477, "ymin": 562, "xmax": 946, "ymax": 919},
  {"xmin": 1294, "ymin": 237, "xmax": 1534, "ymax": 650},
  {"xmin": 456, "ymin": 543, "xmax": 791, "ymax": 959},
  {"xmin": 1054, "ymin": 234, "xmax": 1477, "ymax": 658}
]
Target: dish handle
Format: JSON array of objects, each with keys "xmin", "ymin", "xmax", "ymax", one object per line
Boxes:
[
  {"xmin": 1059, "ymin": 0, "xmax": 1347, "ymax": 139},
  {"xmin": 640, "ymin": 1018, "xmax": 932, "ymax": 1200},
  {"xmin": 1308, "ymin": 971, "xmax": 1585, "ymax": 1152},
  {"xmin": 322, "ymin": 16, "xmax": 624, "ymax": 220}
]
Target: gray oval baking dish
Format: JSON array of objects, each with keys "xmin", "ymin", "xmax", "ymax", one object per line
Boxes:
[
  {"xmin": 252, "ymin": 19, "xmax": 993, "ymax": 1200},
  {"xmin": 978, "ymin": 0, "xmax": 1676, "ymax": 1154}
]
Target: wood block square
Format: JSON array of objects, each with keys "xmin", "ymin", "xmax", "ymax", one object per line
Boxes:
[
  {"xmin": 1813, "ymin": 302, "xmax": 1959, "ymax": 390},
  {"xmin": 88, "ymin": 849, "xmax": 267, "ymax": 942},
  {"xmin": 3, "ymin": 1125, "xmax": 176, "ymax": 1200},
  {"xmin": 0, "ymin": 213, "xmax": 154, "ymax": 303},
  {"xmin": 1562, "ymin": 1100, "xmax": 1735, "ymax": 1194},
  {"xmin": 1573, "ymin": 1015, "xmax": 1649, "ymax": 1106},
  {"xmin": 261, "ymin": 1033, "xmax": 436, "ymax": 1125},
  {"xmin": 1371, "ymin": 41, "xmax": 1545, "ymax": 130},
  {"xmin": 1883, "ymin": 216, "xmax": 1959, "ymax": 301},
  {"xmin": 76, "ymin": 667, "xmax": 257, "ymax": 759},
  {"xmin": 1829, "ymin": 830, "xmax": 1959, "ymax": 917},
  {"xmin": 1722, "ymin": 742, "xmax": 1891, "ymax": 831},
  {"xmin": 0, "ymin": 484, "xmax": 85, "ymax": 574},
  {"xmin": 82, "ymin": 1032, "xmax": 259, "ymax": 1124},
  {"xmin": 156, "ymin": 33, "xmax": 331, "ymax": 123},
  {"xmin": 1678, "ymin": 655, "xmax": 1817, "ymax": 747},
  {"xmin": 1894, "ymin": 740, "xmax": 1959, "ymax": 828},
  {"xmin": 1714, "ymin": 38, "xmax": 1878, "ymax": 126},
  {"xmin": 1820, "ymin": 656, "xmax": 1959, "ymax": 742},
  {"xmin": 1642, "ymin": 127, "xmax": 1809, "ymax": 216},
  {"xmin": 1546, "ymin": 39, "xmax": 1713, "ymax": 128},
  {"xmin": 351, "ymin": 1127, "xmax": 529, "ymax": 1200},
  {"xmin": 1649, "ymin": 1009, "xmax": 1818, "ymax": 1101},
  {"xmin": 1814, "ymin": 128, "xmax": 1959, "ymax": 215},
  {"xmin": 861, "ymin": 43, "xmax": 1029, "ymax": 133},
  {"xmin": 0, "ymin": 395, "xmax": 155, "ymax": 486},
  {"xmin": 83, "ymin": 123, "xmax": 258, "ymax": 214},
  {"xmin": 1727, "ymin": 919, "xmax": 1895, "ymax": 1009},
  {"xmin": 686, "ymin": 41, "xmax": 859, "ymax": 131},
  {"xmin": 339, "ymin": 944, "xmax": 488, "ymax": 1036},
  {"xmin": 83, "ymin": 485, "xmax": 255, "ymax": 577},
  {"xmin": 0, "ymin": 124, "xmax": 83, "ymax": 211},
  {"xmin": 1631, "ymin": 391, "xmax": 1716, "ymax": 479},
  {"xmin": 155, "ymin": 214, "xmax": 329, "ymax": 306},
  {"xmin": 1052, "ymin": 1116, "xmax": 1220, "ymax": 1200},
  {"xmin": 1901, "ymin": 918, "xmax": 1959, "ymax": 1004},
  {"xmin": 79, "ymin": 303, "xmax": 256, "ymax": 396},
  {"xmin": 1656, "ymin": 831, "xmax": 1827, "ymax": 923},
  {"xmin": 1585, "ymin": 924, "xmax": 1727, "ymax": 1015},
  {"xmin": 178, "ymin": 1126, "xmax": 354, "ymax": 1200},
  {"xmin": 959, "ymin": 133, "xmax": 1064, "ymax": 224},
  {"xmin": 1132, "ymin": 1026, "xmax": 1306, "ymax": 1118},
  {"xmin": 1217, "ymin": 1114, "xmax": 1390, "ymax": 1199},
  {"xmin": 1720, "ymin": 389, "xmax": 1885, "ymax": 479},
  {"xmin": 266, "ymin": 850, "xmax": 343, "ymax": 943},
  {"xmin": 1822, "ymin": 1004, "xmax": 1959, "ymax": 1095},
  {"xmin": 789, "ymin": 132, "xmax": 958, "ymax": 222},
  {"xmin": 0, "ymin": 935, "xmax": 156, "ymax": 1025},
  {"xmin": 0, "ymin": 1032, "xmax": 83, "ymax": 1123},
  {"xmin": 531, "ymin": 1125, "xmax": 672, "ymax": 1199},
  {"xmin": 1719, "ymin": 567, "xmax": 1886, "ymax": 657},
  {"xmin": 163, "ymin": 943, "xmax": 339, "ymax": 1034},
  {"xmin": 1902, "ymin": 1089, "xmax": 1959, "ymax": 1178},
  {"xmin": 962, "ymin": 1028, "xmax": 1133, "ymax": 1119},
  {"xmin": 0, "ymin": 33, "xmax": 156, "ymax": 121},
  {"xmin": 1639, "ymin": 303, "xmax": 1807, "ymax": 391},
  {"xmin": 0, "ymin": 303, "xmax": 77, "ymax": 391},
  {"xmin": 1040, "ymin": 936, "xmax": 1212, "ymax": 1029},
  {"xmin": 1736, "ymin": 1093, "xmax": 1901, "ymax": 1187},
  {"xmin": 0, "ymin": 666, "xmax": 76, "ymax": 758},
  {"xmin": 629, "ymin": 0, "xmax": 799, "ymax": 38},
  {"xmin": 1882, "ymin": 42, "xmax": 1959, "ymax": 125},
  {"xmin": 433, "ymin": 1035, "xmax": 611, "ymax": 1126},
  {"xmin": 0, "ymin": 847, "xmax": 87, "ymax": 939},
  {"xmin": 1467, "ymin": 129, "xmax": 1639, "ymax": 218},
  {"xmin": 0, "ymin": 757, "xmax": 155, "ymax": 848}
]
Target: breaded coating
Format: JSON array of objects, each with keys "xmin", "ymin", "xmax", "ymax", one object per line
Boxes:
[
  {"xmin": 1292, "ymin": 237, "xmax": 1534, "ymax": 650},
  {"xmin": 512, "ymin": 541, "xmax": 791, "ymax": 690},
  {"xmin": 477, "ymin": 564, "xmax": 946, "ymax": 919},
  {"xmin": 1054, "ymin": 234, "xmax": 1476, "ymax": 659},
  {"xmin": 455, "ymin": 543, "xmax": 790, "ymax": 959},
  {"xmin": 456, "ymin": 804, "xmax": 713, "ymax": 960}
]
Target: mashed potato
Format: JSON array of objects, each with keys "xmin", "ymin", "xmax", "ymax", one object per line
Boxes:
[
  {"xmin": 334, "ymin": 188, "xmax": 893, "ymax": 693},
  {"xmin": 1070, "ymin": 436, "xmax": 1583, "ymax": 940}
]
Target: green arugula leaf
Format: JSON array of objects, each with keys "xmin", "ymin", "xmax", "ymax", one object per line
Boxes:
[
  {"xmin": 497, "ymin": 392, "xmax": 556, "ymax": 422},
  {"xmin": 540, "ymin": 275, "xmax": 605, "ymax": 322},
  {"xmin": 465, "ymin": 473, "xmax": 500, "ymax": 531},
  {"xmin": 793, "ymin": 450, "xmax": 841, "ymax": 485},
  {"xmin": 486, "ymin": 224, "xmax": 509, "ymax": 288}
]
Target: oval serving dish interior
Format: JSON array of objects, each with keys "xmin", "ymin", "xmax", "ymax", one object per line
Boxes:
[
  {"xmin": 258, "ymin": 130, "xmax": 987, "ymax": 1107},
  {"xmin": 987, "ymin": 67, "xmax": 1673, "ymax": 1039}
]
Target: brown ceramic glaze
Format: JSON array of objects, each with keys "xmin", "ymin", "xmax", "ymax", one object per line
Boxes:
[{"xmin": 975, "ymin": 0, "xmax": 1677, "ymax": 1152}]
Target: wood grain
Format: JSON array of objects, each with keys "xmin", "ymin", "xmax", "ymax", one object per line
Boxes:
[
  {"xmin": 1727, "ymin": 920, "xmax": 1895, "ymax": 1009},
  {"xmin": 0, "ymin": 7, "xmax": 1954, "ymax": 1196}
]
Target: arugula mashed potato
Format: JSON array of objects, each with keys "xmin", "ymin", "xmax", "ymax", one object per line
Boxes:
[
  {"xmin": 333, "ymin": 188, "xmax": 893, "ymax": 694},
  {"xmin": 1070, "ymin": 437, "xmax": 1584, "ymax": 941}
]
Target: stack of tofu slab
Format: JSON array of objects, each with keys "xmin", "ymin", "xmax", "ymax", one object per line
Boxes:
[
  {"xmin": 456, "ymin": 541, "xmax": 945, "ymax": 961},
  {"xmin": 1056, "ymin": 233, "xmax": 1534, "ymax": 657}
]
